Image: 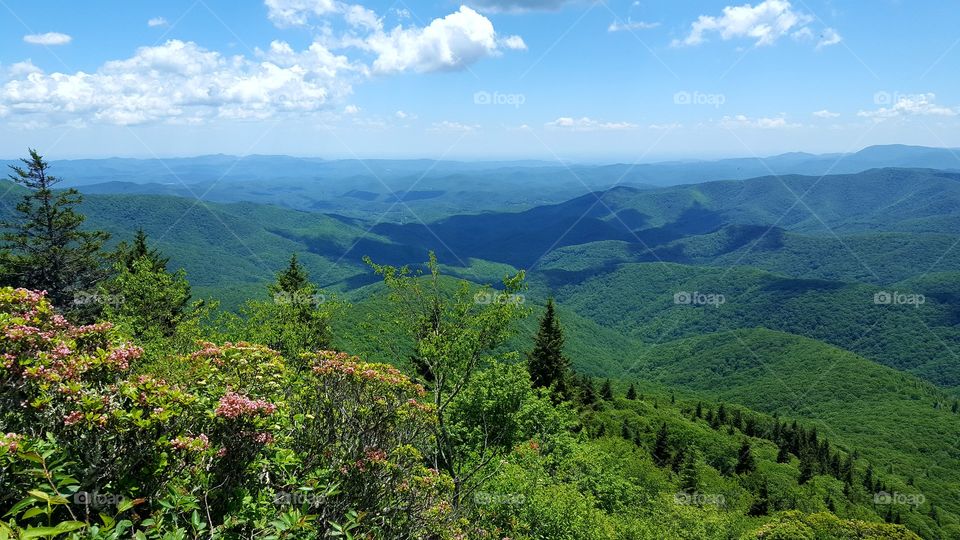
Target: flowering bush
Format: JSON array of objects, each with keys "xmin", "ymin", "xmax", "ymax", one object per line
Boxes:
[{"xmin": 0, "ymin": 288, "xmax": 457, "ymax": 538}]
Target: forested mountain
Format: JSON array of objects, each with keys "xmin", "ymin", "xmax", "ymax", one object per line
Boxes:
[{"xmin": 2, "ymin": 156, "xmax": 959, "ymax": 539}]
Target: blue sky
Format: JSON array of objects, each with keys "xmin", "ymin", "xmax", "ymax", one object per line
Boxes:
[{"xmin": 0, "ymin": 0, "xmax": 958, "ymax": 160}]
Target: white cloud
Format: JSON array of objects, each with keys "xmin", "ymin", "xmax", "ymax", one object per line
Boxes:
[
  {"xmin": 0, "ymin": 40, "xmax": 356, "ymax": 126},
  {"xmin": 812, "ymin": 109, "xmax": 840, "ymax": 118},
  {"xmin": 500, "ymin": 35, "xmax": 528, "ymax": 50},
  {"xmin": 673, "ymin": 0, "xmax": 817, "ymax": 47},
  {"xmin": 648, "ymin": 122, "xmax": 682, "ymax": 130},
  {"xmin": 395, "ymin": 110, "xmax": 416, "ymax": 120},
  {"xmin": 816, "ymin": 27, "xmax": 842, "ymax": 49},
  {"xmin": 265, "ymin": 0, "xmax": 339, "ymax": 27},
  {"xmin": 362, "ymin": 6, "xmax": 522, "ymax": 74},
  {"xmin": 1, "ymin": 3, "xmax": 524, "ymax": 127},
  {"xmin": 719, "ymin": 114, "xmax": 800, "ymax": 129},
  {"xmin": 545, "ymin": 116, "xmax": 638, "ymax": 131},
  {"xmin": 147, "ymin": 17, "xmax": 169, "ymax": 27},
  {"xmin": 23, "ymin": 32, "xmax": 72, "ymax": 46},
  {"xmin": 858, "ymin": 93, "xmax": 957, "ymax": 120},
  {"xmin": 344, "ymin": 104, "xmax": 360, "ymax": 114},
  {"xmin": 608, "ymin": 20, "xmax": 660, "ymax": 32},
  {"xmin": 429, "ymin": 120, "xmax": 478, "ymax": 132}
]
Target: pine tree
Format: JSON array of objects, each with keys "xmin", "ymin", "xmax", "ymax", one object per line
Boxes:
[
  {"xmin": 626, "ymin": 383, "xmax": 637, "ymax": 400},
  {"xmin": 526, "ymin": 298, "xmax": 572, "ymax": 399},
  {"xmin": 576, "ymin": 375, "xmax": 597, "ymax": 405},
  {"xmin": 117, "ymin": 228, "xmax": 169, "ymax": 272},
  {"xmin": 776, "ymin": 444, "xmax": 791, "ymax": 463},
  {"xmin": 679, "ymin": 448, "xmax": 701, "ymax": 494},
  {"xmin": 103, "ymin": 231, "xmax": 191, "ymax": 339},
  {"xmin": 749, "ymin": 479, "xmax": 770, "ymax": 516},
  {"xmin": 799, "ymin": 455, "xmax": 816, "ymax": 484},
  {"xmin": 652, "ymin": 422, "xmax": 670, "ymax": 466},
  {"xmin": 1, "ymin": 149, "xmax": 109, "ymax": 311},
  {"xmin": 271, "ymin": 253, "xmax": 311, "ymax": 296},
  {"xmin": 600, "ymin": 379, "xmax": 614, "ymax": 401},
  {"xmin": 239, "ymin": 254, "xmax": 332, "ymax": 360},
  {"xmin": 735, "ymin": 440, "xmax": 757, "ymax": 474},
  {"xmin": 695, "ymin": 401, "xmax": 703, "ymax": 419}
]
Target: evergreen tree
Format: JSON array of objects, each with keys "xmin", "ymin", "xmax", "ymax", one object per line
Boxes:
[
  {"xmin": 799, "ymin": 456, "xmax": 816, "ymax": 484},
  {"xmin": 735, "ymin": 440, "xmax": 757, "ymax": 474},
  {"xmin": 776, "ymin": 444, "xmax": 791, "ymax": 463},
  {"xmin": 117, "ymin": 228, "xmax": 169, "ymax": 272},
  {"xmin": 526, "ymin": 298, "xmax": 572, "ymax": 399},
  {"xmin": 0, "ymin": 149, "xmax": 109, "ymax": 311},
  {"xmin": 679, "ymin": 448, "xmax": 701, "ymax": 495},
  {"xmin": 652, "ymin": 422, "xmax": 670, "ymax": 466},
  {"xmin": 625, "ymin": 383, "xmax": 637, "ymax": 400},
  {"xmin": 576, "ymin": 375, "xmax": 597, "ymax": 406},
  {"xmin": 235, "ymin": 253, "xmax": 333, "ymax": 360},
  {"xmin": 600, "ymin": 379, "xmax": 614, "ymax": 401},
  {"xmin": 749, "ymin": 479, "xmax": 770, "ymax": 516},
  {"xmin": 103, "ymin": 231, "xmax": 192, "ymax": 340},
  {"xmin": 695, "ymin": 401, "xmax": 703, "ymax": 419}
]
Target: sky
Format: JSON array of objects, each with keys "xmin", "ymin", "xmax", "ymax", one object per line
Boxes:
[{"xmin": 0, "ymin": 0, "xmax": 958, "ymax": 161}]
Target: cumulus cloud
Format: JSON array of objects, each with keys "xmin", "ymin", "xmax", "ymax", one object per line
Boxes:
[
  {"xmin": 608, "ymin": 20, "xmax": 660, "ymax": 32},
  {"xmin": 361, "ymin": 6, "xmax": 523, "ymax": 73},
  {"xmin": 23, "ymin": 32, "xmax": 72, "ymax": 46},
  {"xmin": 395, "ymin": 110, "xmax": 416, "ymax": 120},
  {"xmin": 0, "ymin": 40, "xmax": 355, "ymax": 126},
  {"xmin": 265, "ymin": 0, "xmax": 339, "ymax": 27},
  {"xmin": 1, "ymin": 2, "xmax": 524, "ymax": 127},
  {"xmin": 147, "ymin": 17, "xmax": 169, "ymax": 27},
  {"xmin": 429, "ymin": 120, "xmax": 478, "ymax": 132},
  {"xmin": 812, "ymin": 109, "xmax": 840, "ymax": 118},
  {"xmin": 673, "ymin": 0, "xmax": 826, "ymax": 48},
  {"xmin": 344, "ymin": 104, "xmax": 360, "ymax": 114},
  {"xmin": 858, "ymin": 93, "xmax": 957, "ymax": 120},
  {"xmin": 719, "ymin": 114, "xmax": 800, "ymax": 129},
  {"xmin": 545, "ymin": 117, "xmax": 638, "ymax": 131}
]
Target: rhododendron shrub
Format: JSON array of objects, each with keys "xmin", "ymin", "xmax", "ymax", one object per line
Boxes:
[
  {"xmin": 289, "ymin": 350, "xmax": 455, "ymax": 538},
  {"xmin": 0, "ymin": 288, "xmax": 455, "ymax": 538}
]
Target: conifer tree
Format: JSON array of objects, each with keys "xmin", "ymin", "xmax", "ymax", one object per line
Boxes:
[
  {"xmin": 1, "ymin": 149, "xmax": 109, "ymax": 311},
  {"xmin": 600, "ymin": 379, "xmax": 614, "ymax": 401},
  {"xmin": 749, "ymin": 479, "xmax": 770, "ymax": 516},
  {"xmin": 679, "ymin": 448, "xmax": 702, "ymax": 495},
  {"xmin": 103, "ymin": 230, "xmax": 192, "ymax": 340},
  {"xmin": 526, "ymin": 298, "xmax": 572, "ymax": 399},
  {"xmin": 626, "ymin": 383, "xmax": 637, "ymax": 400},
  {"xmin": 652, "ymin": 422, "xmax": 670, "ymax": 465},
  {"xmin": 735, "ymin": 440, "xmax": 757, "ymax": 474},
  {"xmin": 777, "ymin": 444, "xmax": 791, "ymax": 463}
]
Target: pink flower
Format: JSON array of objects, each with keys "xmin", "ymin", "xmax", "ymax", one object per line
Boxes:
[
  {"xmin": 215, "ymin": 392, "xmax": 277, "ymax": 418},
  {"xmin": 63, "ymin": 411, "xmax": 84, "ymax": 426},
  {"xmin": 172, "ymin": 434, "xmax": 210, "ymax": 451}
]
